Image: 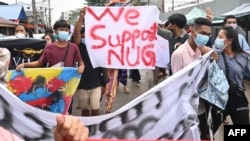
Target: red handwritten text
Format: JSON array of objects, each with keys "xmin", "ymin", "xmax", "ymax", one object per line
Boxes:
[{"xmin": 87, "ymin": 7, "xmax": 157, "ymax": 67}]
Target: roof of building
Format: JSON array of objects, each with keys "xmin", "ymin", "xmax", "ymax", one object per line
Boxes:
[
  {"xmin": 0, "ymin": 16, "xmax": 18, "ymax": 27},
  {"xmin": 0, "ymin": 5, "xmax": 26, "ymax": 20},
  {"xmin": 221, "ymin": 3, "xmax": 250, "ymax": 17}
]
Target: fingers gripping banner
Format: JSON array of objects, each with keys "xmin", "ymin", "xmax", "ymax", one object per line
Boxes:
[
  {"xmin": 0, "ymin": 52, "xmax": 211, "ymax": 140},
  {"xmin": 6, "ymin": 67, "xmax": 81, "ymax": 114}
]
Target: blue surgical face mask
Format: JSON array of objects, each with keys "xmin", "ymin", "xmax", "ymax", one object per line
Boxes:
[
  {"xmin": 81, "ymin": 38, "xmax": 85, "ymax": 45},
  {"xmin": 194, "ymin": 33, "xmax": 209, "ymax": 47},
  {"xmin": 57, "ymin": 31, "xmax": 69, "ymax": 41},
  {"xmin": 214, "ymin": 38, "xmax": 226, "ymax": 52}
]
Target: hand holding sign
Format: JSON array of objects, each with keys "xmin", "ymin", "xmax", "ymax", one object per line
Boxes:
[{"xmin": 80, "ymin": 7, "xmax": 86, "ymax": 17}]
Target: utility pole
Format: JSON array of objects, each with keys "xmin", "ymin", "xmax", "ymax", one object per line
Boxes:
[
  {"xmin": 32, "ymin": 0, "xmax": 38, "ymax": 33},
  {"xmin": 162, "ymin": 0, "xmax": 165, "ymax": 13},
  {"xmin": 172, "ymin": 0, "xmax": 174, "ymax": 11},
  {"xmin": 48, "ymin": 0, "xmax": 52, "ymax": 28}
]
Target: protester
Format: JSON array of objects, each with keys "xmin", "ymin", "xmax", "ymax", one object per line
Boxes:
[
  {"xmin": 16, "ymin": 20, "xmax": 84, "ymax": 73},
  {"xmin": 104, "ymin": 68, "xmax": 119, "ymax": 113},
  {"xmin": 157, "ymin": 13, "xmax": 189, "ymax": 76},
  {"xmin": 15, "ymin": 24, "xmax": 33, "ymax": 38},
  {"xmin": 73, "ymin": 7, "xmax": 105, "ymax": 116},
  {"xmin": 16, "ymin": 20, "xmax": 85, "ymax": 115},
  {"xmin": 0, "ymin": 48, "xmax": 10, "ymax": 86},
  {"xmin": 118, "ymin": 69, "xmax": 130, "ymax": 93},
  {"xmin": 212, "ymin": 26, "xmax": 250, "ymax": 132},
  {"xmin": 0, "ymin": 114, "xmax": 89, "ymax": 141},
  {"xmin": 130, "ymin": 69, "xmax": 141, "ymax": 86},
  {"xmin": 223, "ymin": 15, "xmax": 250, "ymax": 53},
  {"xmin": 42, "ymin": 33, "xmax": 55, "ymax": 45},
  {"xmin": 0, "ymin": 30, "xmax": 6, "ymax": 39},
  {"xmin": 171, "ymin": 17, "xmax": 218, "ymax": 140},
  {"xmin": 0, "ymin": 48, "xmax": 89, "ymax": 141}
]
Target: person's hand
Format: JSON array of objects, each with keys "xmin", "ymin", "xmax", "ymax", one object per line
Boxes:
[
  {"xmin": 211, "ymin": 51, "xmax": 219, "ymax": 62},
  {"xmin": 206, "ymin": 7, "xmax": 213, "ymax": 22},
  {"xmin": 80, "ymin": 7, "xmax": 86, "ymax": 17},
  {"xmin": 77, "ymin": 65, "xmax": 85, "ymax": 74},
  {"xmin": 54, "ymin": 114, "xmax": 89, "ymax": 141},
  {"xmin": 16, "ymin": 63, "xmax": 24, "ymax": 71}
]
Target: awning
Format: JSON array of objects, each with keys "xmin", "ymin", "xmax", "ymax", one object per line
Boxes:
[
  {"xmin": 0, "ymin": 5, "xmax": 26, "ymax": 20},
  {"xmin": 186, "ymin": 7, "xmax": 206, "ymax": 24},
  {"xmin": 0, "ymin": 16, "xmax": 18, "ymax": 27},
  {"xmin": 24, "ymin": 23, "xmax": 34, "ymax": 29},
  {"xmin": 221, "ymin": 3, "xmax": 250, "ymax": 17}
]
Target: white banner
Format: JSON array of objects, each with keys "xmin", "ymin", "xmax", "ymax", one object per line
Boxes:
[
  {"xmin": 155, "ymin": 35, "xmax": 169, "ymax": 68},
  {"xmin": 0, "ymin": 52, "xmax": 212, "ymax": 140},
  {"xmin": 85, "ymin": 6, "xmax": 160, "ymax": 69}
]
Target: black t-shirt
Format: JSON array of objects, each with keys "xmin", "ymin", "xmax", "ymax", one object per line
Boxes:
[{"xmin": 77, "ymin": 43, "xmax": 103, "ymax": 89}]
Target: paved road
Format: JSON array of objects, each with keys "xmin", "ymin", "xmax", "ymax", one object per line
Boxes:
[{"xmin": 72, "ymin": 70, "xmax": 250, "ymax": 140}]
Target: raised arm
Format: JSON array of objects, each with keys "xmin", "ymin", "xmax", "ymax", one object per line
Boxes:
[{"xmin": 74, "ymin": 7, "xmax": 86, "ymax": 45}]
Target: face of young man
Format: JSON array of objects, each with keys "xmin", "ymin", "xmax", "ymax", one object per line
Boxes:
[
  {"xmin": 191, "ymin": 25, "xmax": 211, "ymax": 47},
  {"xmin": 225, "ymin": 18, "xmax": 237, "ymax": 29},
  {"xmin": 55, "ymin": 27, "xmax": 70, "ymax": 41}
]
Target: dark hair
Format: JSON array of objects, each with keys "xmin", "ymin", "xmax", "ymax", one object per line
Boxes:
[
  {"xmin": 167, "ymin": 13, "xmax": 187, "ymax": 28},
  {"xmin": 164, "ymin": 21, "xmax": 169, "ymax": 28},
  {"xmin": 95, "ymin": 3, "xmax": 105, "ymax": 6},
  {"xmin": 53, "ymin": 20, "xmax": 70, "ymax": 30},
  {"xmin": 193, "ymin": 17, "xmax": 212, "ymax": 30},
  {"xmin": 42, "ymin": 33, "xmax": 54, "ymax": 42},
  {"xmin": 15, "ymin": 24, "xmax": 34, "ymax": 38},
  {"xmin": 223, "ymin": 15, "xmax": 237, "ymax": 25},
  {"xmin": 80, "ymin": 27, "xmax": 85, "ymax": 34},
  {"xmin": 221, "ymin": 26, "xmax": 244, "ymax": 54},
  {"xmin": 45, "ymin": 28, "xmax": 53, "ymax": 34}
]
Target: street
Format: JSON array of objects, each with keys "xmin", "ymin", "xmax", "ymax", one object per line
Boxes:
[{"xmin": 72, "ymin": 70, "xmax": 250, "ymax": 140}]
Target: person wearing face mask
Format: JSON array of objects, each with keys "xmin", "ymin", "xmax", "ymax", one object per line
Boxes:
[
  {"xmin": 171, "ymin": 17, "xmax": 218, "ymax": 140},
  {"xmin": 16, "ymin": 20, "xmax": 85, "ymax": 115},
  {"xmin": 157, "ymin": 13, "xmax": 189, "ymax": 76},
  {"xmin": 0, "ymin": 31, "xmax": 6, "ymax": 39},
  {"xmin": 15, "ymin": 24, "xmax": 33, "ymax": 38},
  {"xmin": 72, "ymin": 7, "xmax": 105, "ymax": 116},
  {"xmin": 42, "ymin": 34, "xmax": 54, "ymax": 45},
  {"xmin": 211, "ymin": 26, "xmax": 250, "ymax": 134},
  {"xmin": 223, "ymin": 15, "xmax": 250, "ymax": 54},
  {"xmin": 171, "ymin": 17, "xmax": 213, "ymax": 74}
]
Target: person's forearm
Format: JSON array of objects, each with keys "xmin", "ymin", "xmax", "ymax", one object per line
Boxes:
[
  {"xmin": 23, "ymin": 61, "xmax": 42, "ymax": 68},
  {"xmin": 78, "ymin": 61, "xmax": 85, "ymax": 68}
]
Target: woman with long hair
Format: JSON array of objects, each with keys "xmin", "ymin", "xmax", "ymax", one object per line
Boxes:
[{"xmin": 212, "ymin": 26, "xmax": 250, "ymax": 133}]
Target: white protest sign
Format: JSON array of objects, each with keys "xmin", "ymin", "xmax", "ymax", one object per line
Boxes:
[
  {"xmin": 0, "ymin": 52, "xmax": 212, "ymax": 140},
  {"xmin": 155, "ymin": 35, "xmax": 169, "ymax": 68},
  {"xmin": 85, "ymin": 6, "xmax": 160, "ymax": 69}
]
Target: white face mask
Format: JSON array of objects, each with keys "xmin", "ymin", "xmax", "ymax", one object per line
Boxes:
[
  {"xmin": 228, "ymin": 23, "xmax": 237, "ymax": 30},
  {"xmin": 0, "ymin": 34, "xmax": 4, "ymax": 39},
  {"xmin": 15, "ymin": 33, "xmax": 26, "ymax": 38}
]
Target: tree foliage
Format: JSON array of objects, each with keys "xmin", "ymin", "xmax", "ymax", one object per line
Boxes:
[
  {"xmin": 133, "ymin": 0, "xmax": 147, "ymax": 6},
  {"xmin": 85, "ymin": 0, "xmax": 105, "ymax": 6},
  {"xmin": 67, "ymin": 9, "xmax": 81, "ymax": 25}
]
